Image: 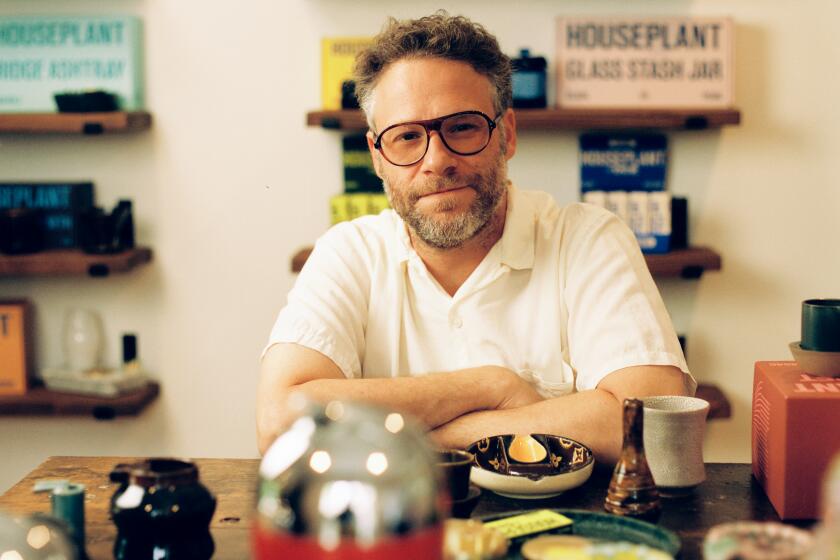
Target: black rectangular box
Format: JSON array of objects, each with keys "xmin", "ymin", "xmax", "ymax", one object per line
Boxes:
[{"xmin": 0, "ymin": 182, "xmax": 94, "ymax": 249}]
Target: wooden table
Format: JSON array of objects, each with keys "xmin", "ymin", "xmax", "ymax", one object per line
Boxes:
[{"xmin": 0, "ymin": 458, "xmax": 812, "ymax": 560}]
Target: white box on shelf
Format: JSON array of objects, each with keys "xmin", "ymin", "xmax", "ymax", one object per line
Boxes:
[
  {"xmin": 606, "ymin": 190, "xmax": 629, "ymax": 223},
  {"xmin": 556, "ymin": 16, "xmax": 734, "ymax": 108},
  {"xmin": 0, "ymin": 15, "xmax": 144, "ymax": 113},
  {"xmin": 41, "ymin": 366, "xmax": 149, "ymax": 397}
]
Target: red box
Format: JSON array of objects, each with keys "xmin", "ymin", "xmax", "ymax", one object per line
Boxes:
[{"xmin": 752, "ymin": 361, "xmax": 840, "ymax": 520}]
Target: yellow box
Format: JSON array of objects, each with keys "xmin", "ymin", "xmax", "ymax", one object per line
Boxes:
[
  {"xmin": 367, "ymin": 193, "xmax": 390, "ymax": 215},
  {"xmin": 321, "ymin": 37, "xmax": 374, "ymax": 110},
  {"xmin": 0, "ymin": 300, "xmax": 34, "ymax": 396},
  {"xmin": 330, "ymin": 194, "xmax": 350, "ymax": 225},
  {"xmin": 346, "ymin": 193, "xmax": 369, "ymax": 220}
]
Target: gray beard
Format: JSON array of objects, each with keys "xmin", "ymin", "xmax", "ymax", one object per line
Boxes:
[{"xmin": 383, "ymin": 157, "xmax": 507, "ymax": 250}]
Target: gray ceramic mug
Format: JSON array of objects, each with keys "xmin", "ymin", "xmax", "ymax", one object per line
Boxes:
[
  {"xmin": 802, "ymin": 299, "xmax": 840, "ymax": 352},
  {"xmin": 643, "ymin": 396, "xmax": 709, "ymax": 494}
]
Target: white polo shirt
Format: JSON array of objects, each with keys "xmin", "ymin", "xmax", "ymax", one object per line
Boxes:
[{"xmin": 268, "ymin": 185, "xmax": 693, "ymax": 398}]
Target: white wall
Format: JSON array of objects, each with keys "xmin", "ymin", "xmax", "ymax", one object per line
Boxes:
[{"xmin": 1, "ymin": 0, "xmax": 838, "ymax": 492}]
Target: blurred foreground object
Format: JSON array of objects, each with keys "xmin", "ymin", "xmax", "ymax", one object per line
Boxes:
[
  {"xmin": 109, "ymin": 459, "xmax": 216, "ymax": 560},
  {"xmin": 254, "ymin": 400, "xmax": 444, "ymax": 559},
  {"xmin": 703, "ymin": 521, "xmax": 813, "ymax": 560},
  {"xmin": 0, "ymin": 510, "xmax": 78, "ymax": 560},
  {"xmin": 443, "ymin": 519, "xmax": 508, "ymax": 560},
  {"xmin": 810, "ymin": 454, "xmax": 840, "ymax": 559}
]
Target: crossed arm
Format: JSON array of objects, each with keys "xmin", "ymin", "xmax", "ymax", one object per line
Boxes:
[{"xmin": 256, "ymin": 343, "xmax": 691, "ymax": 465}]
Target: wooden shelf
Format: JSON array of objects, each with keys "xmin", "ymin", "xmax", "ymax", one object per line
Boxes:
[
  {"xmin": 0, "ymin": 111, "xmax": 152, "ymax": 134},
  {"xmin": 291, "ymin": 246, "xmax": 314, "ymax": 273},
  {"xmin": 291, "ymin": 245, "xmax": 720, "ymax": 278},
  {"xmin": 0, "ymin": 381, "xmax": 160, "ymax": 419},
  {"xmin": 307, "ymin": 108, "xmax": 741, "ymax": 131},
  {"xmin": 697, "ymin": 382, "xmax": 731, "ymax": 420},
  {"xmin": 645, "ymin": 246, "xmax": 721, "ymax": 278},
  {"xmin": 0, "ymin": 247, "xmax": 153, "ymax": 277}
]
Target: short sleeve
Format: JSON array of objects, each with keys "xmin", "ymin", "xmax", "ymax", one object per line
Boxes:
[
  {"xmin": 265, "ymin": 223, "xmax": 371, "ymax": 378},
  {"xmin": 562, "ymin": 208, "xmax": 694, "ymax": 393}
]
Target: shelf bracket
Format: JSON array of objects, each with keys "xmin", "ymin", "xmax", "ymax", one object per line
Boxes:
[
  {"xmin": 320, "ymin": 118, "xmax": 342, "ymax": 130},
  {"xmin": 82, "ymin": 122, "xmax": 105, "ymax": 135},
  {"xmin": 684, "ymin": 116, "xmax": 709, "ymax": 130},
  {"xmin": 92, "ymin": 406, "xmax": 117, "ymax": 420},
  {"xmin": 87, "ymin": 264, "xmax": 111, "ymax": 277},
  {"xmin": 680, "ymin": 266, "xmax": 705, "ymax": 279}
]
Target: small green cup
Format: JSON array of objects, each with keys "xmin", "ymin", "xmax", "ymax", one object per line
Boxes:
[{"xmin": 801, "ymin": 299, "xmax": 840, "ymax": 352}]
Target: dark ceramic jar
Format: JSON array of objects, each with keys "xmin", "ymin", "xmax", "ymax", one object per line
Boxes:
[{"xmin": 110, "ymin": 458, "xmax": 216, "ymax": 560}]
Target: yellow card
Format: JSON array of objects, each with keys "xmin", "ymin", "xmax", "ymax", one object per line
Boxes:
[{"xmin": 484, "ymin": 509, "xmax": 573, "ymax": 539}]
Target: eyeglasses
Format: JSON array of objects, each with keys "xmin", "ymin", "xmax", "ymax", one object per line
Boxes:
[{"xmin": 373, "ymin": 110, "xmax": 501, "ymax": 167}]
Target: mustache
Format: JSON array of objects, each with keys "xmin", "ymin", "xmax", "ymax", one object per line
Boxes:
[{"xmin": 409, "ymin": 175, "xmax": 479, "ymax": 200}]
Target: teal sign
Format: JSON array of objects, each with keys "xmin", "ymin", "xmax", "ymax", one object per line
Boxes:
[{"xmin": 0, "ymin": 16, "xmax": 144, "ymax": 112}]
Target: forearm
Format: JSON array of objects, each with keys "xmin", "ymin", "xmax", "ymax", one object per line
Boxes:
[
  {"xmin": 431, "ymin": 388, "xmax": 623, "ymax": 465},
  {"xmin": 257, "ymin": 342, "xmax": 539, "ymax": 454},
  {"xmin": 294, "ymin": 366, "xmax": 509, "ymax": 429},
  {"xmin": 431, "ymin": 365, "xmax": 691, "ymax": 466}
]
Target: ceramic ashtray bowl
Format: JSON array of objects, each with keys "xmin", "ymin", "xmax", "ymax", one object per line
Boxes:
[
  {"xmin": 467, "ymin": 434, "xmax": 594, "ymax": 499},
  {"xmin": 789, "ymin": 342, "xmax": 840, "ymax": 377}
]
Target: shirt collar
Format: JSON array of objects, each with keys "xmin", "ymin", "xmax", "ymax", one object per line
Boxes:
[
  {"xmin": 499, "ymin": 183, "xmax": 536, "ymax": 270},
  {"xmin": 392, "ymin": 183, "xmax": 536, "ymax": 270},
  {"xmin": 395, "ymin": 214, "xmax": 413, "ymax": 263}
]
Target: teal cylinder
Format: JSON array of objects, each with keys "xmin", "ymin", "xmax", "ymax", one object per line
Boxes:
[
  {"xmin": 51, "ymin": 483, "xmax": 86, "ymax": 557},
  {"xmin": 802, "ymin": 299, "xmax": 840, "ymax": 351}
]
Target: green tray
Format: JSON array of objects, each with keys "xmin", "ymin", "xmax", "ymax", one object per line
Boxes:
[{"xmin": 480, "ymin": 509, "xmax": 681, "ymax": 558}]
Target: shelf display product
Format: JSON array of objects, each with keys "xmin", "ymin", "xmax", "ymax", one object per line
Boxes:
[
  {"xmin": 0, "ymin": 299, "xmax": 34, "ymax": 396},
  {"xmin": 580, "ymin": 133, "xmax": 671, "ymax": 253},
  {"xmin": 0, "ymin": 15, "xmax": 145, "ymax": 113}
]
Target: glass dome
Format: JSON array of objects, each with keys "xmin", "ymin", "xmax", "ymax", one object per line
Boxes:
[
  {"xmin": 0, "ymin": 511, "xmax": 77, "ymax": 560},
  {"xmin": 254, "ymin": 400, "xmax": 445, "ymax": 557}
]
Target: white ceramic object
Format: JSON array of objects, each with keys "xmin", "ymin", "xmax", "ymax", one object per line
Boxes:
[
  {"xmin": 62, "ymin": 308, "xmax": 103, "ymax": 372},
  {"xmin": 789, "ymin": 341, "xmax": 840, "ymax": 377},
  {"xmin": 643, "ymin": 396, "xmax": 709, "ymax": 492},
  {"xmin": 470, "ymin": 460, "xmax": 594, "ymax": 499},
  {"xmin": 42, "ymin": 366, "xmax": 149, "ymax": 397}
]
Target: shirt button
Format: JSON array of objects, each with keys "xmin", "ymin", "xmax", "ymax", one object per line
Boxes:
[{"xmin": 451, "ymin": 316, "xmax": 463, "ymax": 329}]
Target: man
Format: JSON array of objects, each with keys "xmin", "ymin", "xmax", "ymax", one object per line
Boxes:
[{"xmin": 257, "ymin": 13, "xmax": 693, "ymax": 464}]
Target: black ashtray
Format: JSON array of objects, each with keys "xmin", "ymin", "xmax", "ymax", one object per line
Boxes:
[{"xmin": 54, "ymin": 91, "xmax": 119, "ymax": 113}]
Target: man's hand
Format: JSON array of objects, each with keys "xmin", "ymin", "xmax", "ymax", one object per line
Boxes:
[
  {"xmin": 257, "ymin": 344, "xmax": 546, "ymax": 455},
  {"xmin": 431, "ymin": 365, "xmax": 691, "ymax": 465},
  {"xmin": 494, "ymin": 369, "xmax": 544, "ymax": 410}
]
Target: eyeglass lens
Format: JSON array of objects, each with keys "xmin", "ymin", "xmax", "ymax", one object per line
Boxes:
[{"xmin": 380, "ymin": 113, "xmax": 492, "ymax": 165}]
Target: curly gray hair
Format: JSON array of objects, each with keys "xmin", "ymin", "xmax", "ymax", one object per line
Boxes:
[{"xmin": 353, "ymin": 11, "xmax": 513, "ymax": 129}]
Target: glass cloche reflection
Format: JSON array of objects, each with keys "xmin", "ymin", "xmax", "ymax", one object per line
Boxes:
[
  {"xmin": 0, "ymin": 511, "xmax": 78, "ymax": 560},
  {"xmin": 253, "ymin": 399, "xmax": 445, "ymax": 559}
]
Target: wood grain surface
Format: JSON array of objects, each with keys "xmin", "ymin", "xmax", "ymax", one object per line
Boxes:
[
  {"xmin": 0, "ymin": 458, "xmax": 813, "ymax": 560},
  {"xmin": 0, "ymin": 112, "xmax": 152, "ymax": 134},
  {"xmin": 0, "ymin": 248, "xmax": 153, "ymax": 277},
  {"xmin": 0, "ymin": 382, "xmax": 160, "ymax": 417}
]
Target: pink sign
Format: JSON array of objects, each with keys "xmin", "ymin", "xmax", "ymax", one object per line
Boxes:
[{"xmin": 556, "ymin": 17, "xmax": 734, "ymax": 108}]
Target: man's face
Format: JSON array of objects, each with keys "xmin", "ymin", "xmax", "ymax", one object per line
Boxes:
[{"xmin": 366, "ymin": 58, "xmax": 517, "ymax": 249}]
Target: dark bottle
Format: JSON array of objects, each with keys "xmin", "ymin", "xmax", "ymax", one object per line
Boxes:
[
  {"xmin": 111, "ymin": 199, "xmax": 135, "ymax": 251},
  {"xmin": 511, "ymin": 48, "xmax": 547, "ymax": 108},
  {"xmin": 604, "ymin": 398, "xmax": 660, "ymax": 519},
  {"xmin": 110, "ymin": 459, "xmax": 216, "ymax": 560}
]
